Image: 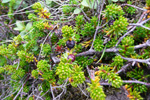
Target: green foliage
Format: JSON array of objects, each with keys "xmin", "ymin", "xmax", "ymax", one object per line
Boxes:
[
  {"xmin": 40, "ymin": 43, "xmax": 51, "ymax": 56},
  {"xmin": 131, "ymin": 84, "xmax": 147, "ymax": 93},
  {"xmin": 119, "ymin": 36, "xmax": 135, "ymax": 57},
  {"xmin": 17, "ymin": 50, "xmax": 34, "ymax": 63},
  {"xmin": 9, "ymin": 0, "xmax": 17, "ymax": 18},
  {"xmin": 127, "ymin": 68, "xmax": 149, "ymax": 93},
  {"xmin": 133, "ymin": 24, "xmax": 150, "ymax": 43},
  {"xmin": 106, "ymin": 16, "xmax": 129, "ymax": 39},
  {"xmin": 108, "ymin": 73, "xmax": 123, "ymax": 88},
  {"xmin": 127, "ymin": 68, "xmax": 144, "ymax": 79},
  {"xmin": 62, "ymin": 25, "xmax": 74, "ymax": 38},
  {"xmin": 32, "ymin": 60, "xmax": 56, "ymax": 83},
  {"xmin": 129, "ymin": 89, "xmax": 143, "ymax": 100},
  {"xmin": 146, "ymin": 0, "xmax": 150, "ymax": 7},
  {"xmin": 11, "ymin": 68, "xmax": 25, "ymax": 80},
  {"xmin": 69, "ymin": 0, "xmax": 78, "ymax": 4},
  {"xmin": 29, "ymin": 29, "xmax": 46, "ymax": 39},
  {"xmin": 42, "ymin": 70, "xmax": 56, "ymax": 83},
  {"xmin": 0, "ymin": 67, "xmax": 5, "ymax": 73},
  {"xmin": 41, "ymin": 81, "xmax": 50, "ymax": 92},
  {"xmin": 33, "ymin": 21, "xmax": 45, "ymax": 30},
  {"xmin": 108, "ymin": 0, "xmax": 125, "ymax": 3},
  {"xmin": 31, "ymin": 70, "xmax": 39, "ymax": 78},
  {"xmin": 69, "ymin": 65, "xmax": 85, "ymax": 87},
  {"xmin": 81, "ymin": 22, "xmax": 95, "ymax": 36},
  {"xmin": 3, "ymin": 64, "xmax": 25, "ymax": 80},
  {"xmin": 121, "ymin": 36, "xmax": 134, "ymax": 46},
  {"xmin": 96, "ymin": 65, "xmax": 123, "ymax": 88},
  {"xmin": 75, "ymin": 15, "xmax": 84, "ymax": 26},
  {"xmin": 51, "ymin": 33, "xmax": 58, "ymax": 45},
  {"xmin": 13, "ymin": 35, "xmax": 23, "ymax": 45},
  {"xmin": 58, "ymin": 25, "xmax": 80, "ymax": 46},
  {"xmin": 141, "ymin": 47, "xmax": 150, "ymax": 59},
  {"xmin": 29, "ymin": 97, "xmax": 34, "ymax": 100},
  {"xmin": 75, "ymin": 15, "xmax": 84, "ymax": 33},
  {"xmin": 124, "ymin": 1, "xmax": 136, "ymax": 15},
  {"xmin": 61, "ymin": 0, "xmax": 79, "ymax": 14},
  {"xmin": 37, "ymin": 60, "xmax": 50, "ymax": 72},
  {"xmin": 74, "ymin": 44, "xmax": 82, "ymax": 53},
  {"xmin": 111, "ymin": 55, "xmax": 124, "ymax": 71},
  {"xmin": 76, "ymin": 56, "xmax": 94, "ymax": 68},
  {"xmin": 125, "ymin": 85, "xmax": 143, "ymax": 100},
  {"xmin": 14, "ymin": 21, "xmax": 25, "ymax": 32},
  {"xmin": 87, "ymin": 78, "xmax": 106, "ymax": 100},
  {"xmin": 56, "ymin": 58, "xmax": 73, "ymax": 79},
  {"xmin": 81, "ymin": 0, "xmax": 100, "ymax": 9},
  {"xmin": 56, "ymin": 54, "xmax": 85, "ymax": 86},
  {"xmin": 0, "ymin": 43, "xmax": 17, "ymax": 60},
  {"xmin": 4, "ymin": 65, "xmax": 15, "ymax": 74},
  {"xmin": 2, "ymin": 0, "xmax": 27, "ymax": 18},
  {"xmin": 1, "ymin": 1, "xmax": 150, "ymax": 99},
  {"xmin": 93, "ymin": 36, "xmax": 104, "ymax": 52},
  {"xmin": 90, "ymin": 16, "xmax": 98, "ymax": 28},
  {"xmin": 23, "ymin": 85, "xmax": 30, "ymax": 93},
  {"xmin": 56, "ymin": 64, "xmax": 73, "ymax": 79},
  {"xmin": 104, "ymin": 4, "xmax": 125, "ymax": 20},
  {"xmin": 0, "ymin": 55, "xmax": 7, "ymax": 66},
  {"xmin": 2, "ymin": 0, "xmax": 11, "ymax": 3},
  {"xmin": 106, "ymin": 38, "xmax": 117, "ymax": 48},
  {"xmin": 28, "ymin": 13, "xmax": 38, "ymax": 21},
  {"xmin": 32, "ymin": 2, "xmax": 43, "ymax": 12},
  {"xmin": 62, "ymin": 5, "xmax": 75, "ymax": 14}
]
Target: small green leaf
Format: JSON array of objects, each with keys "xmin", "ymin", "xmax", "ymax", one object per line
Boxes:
[
  {"xmin": 73, "ymin": 8, "xmax": 81, "ymax": 14},
  {"xmin": 111, "ymin": 0, "xmax": 118, "ymax": 2},
  {"xmin": 120, "ymin": 0, "xmax": 125, "ymax": 2},
  {"xmin": 81, "ymin": 0, "xmax": 89, "ymax": 7},
  {"xmin": 2, "ymin": 0, "xmax": 11, "ymax": 3},
  {"xmin": 46, "ymin": 0, "xmax": 52, "ymax": 4},
  {"xmin": 25, "ymin": 22, "xmax": 32, "ymax": 31},
  {"xmin": 14, "ymin": 21, "xmax": 25, "ymax": 31},
  {"xmin": 13, "ymin": 0, "xmax": 27, "ymax": 9},
  {"xmin": 81, "ymin": 0, "xmax": 100, "ymax": 9},
  {"xmin": 32, "ymin": 45, "xmax": 39, "ymax": 51},
  {"xmin": 19, "ymin": 31, "xmax": 26, "ymax": 37}
]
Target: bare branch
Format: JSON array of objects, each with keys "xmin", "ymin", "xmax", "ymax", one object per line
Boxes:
[
  {"xmin": 90, "ymin": 0, "xmax": 105, "ymax": 50},
  {"xmin": 116, "ymin": 63, "xmax": 132, "ymax": 74},
  {"xmin": 121, "ymin": 3, "xmax": 147, "ymax": 11}
]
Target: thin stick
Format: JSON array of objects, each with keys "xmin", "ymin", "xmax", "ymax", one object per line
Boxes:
[{"xmin": 38, "ymin": 25, "xmax": 57, "ymax": 60}]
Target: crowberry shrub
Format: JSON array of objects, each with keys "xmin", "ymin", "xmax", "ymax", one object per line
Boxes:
[{"xmin": 0, "ymin": 1, "xmax": 150, "ymax": 100}]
